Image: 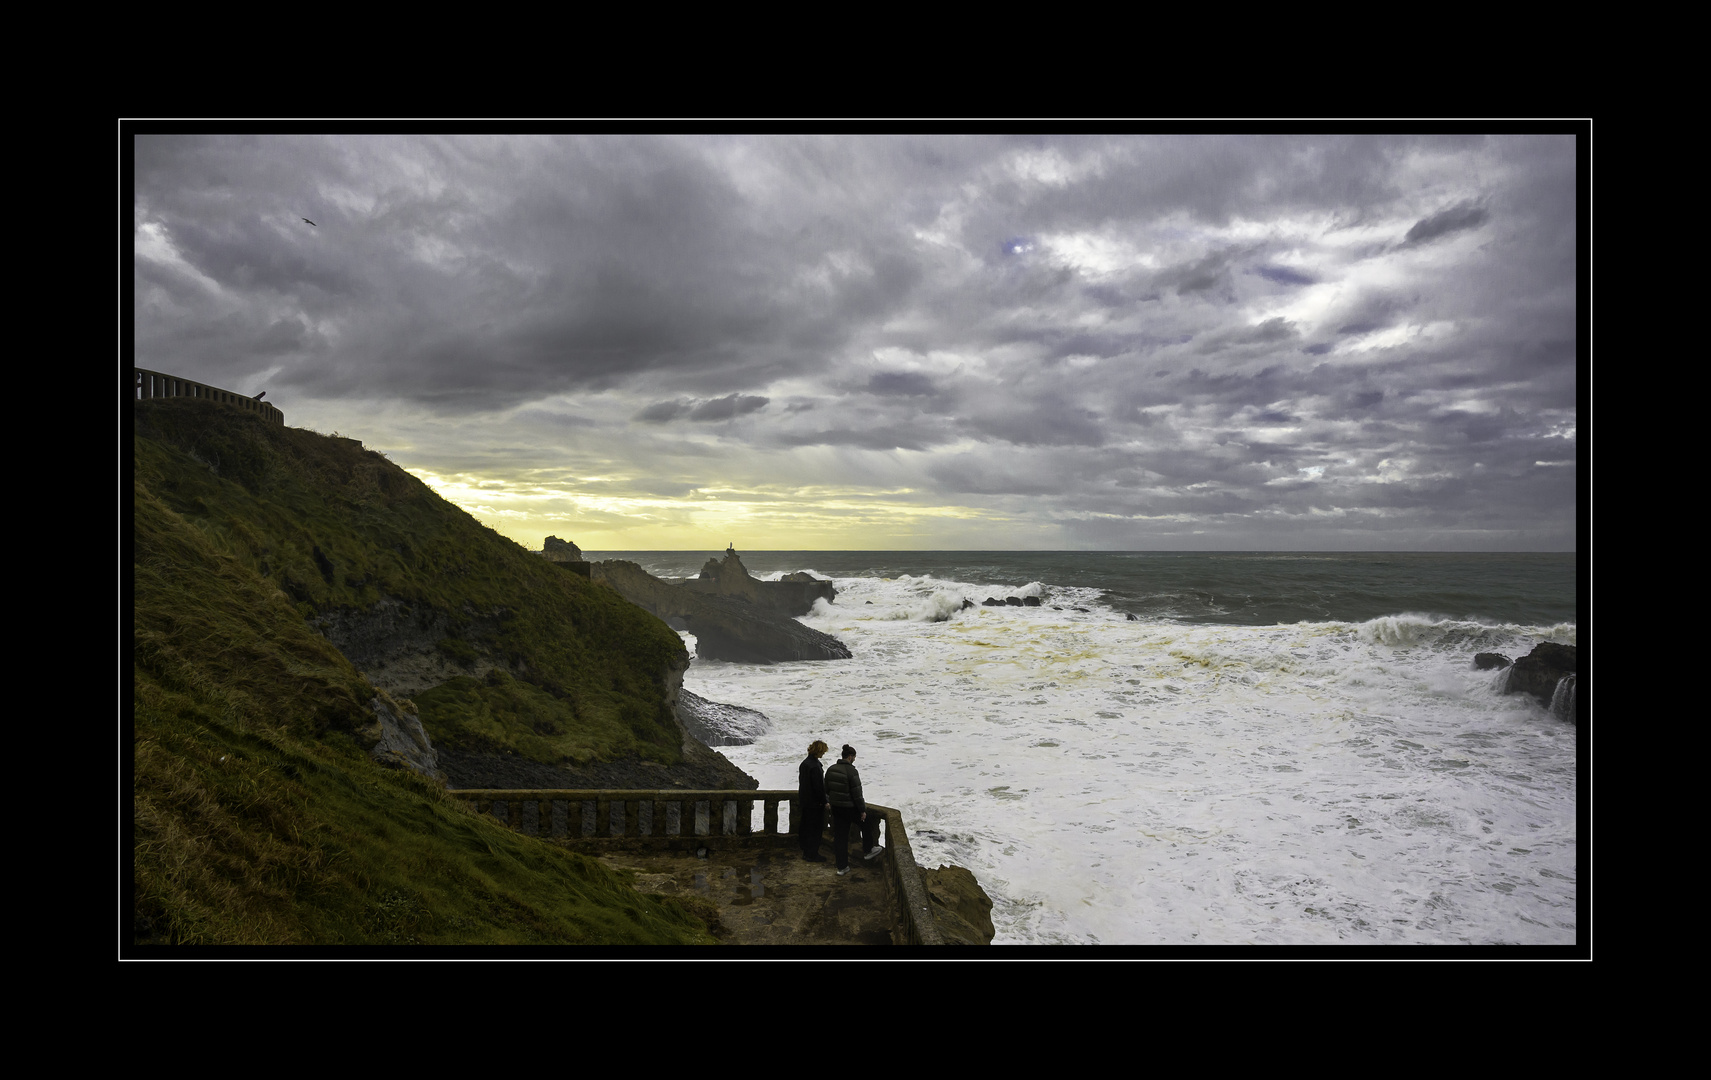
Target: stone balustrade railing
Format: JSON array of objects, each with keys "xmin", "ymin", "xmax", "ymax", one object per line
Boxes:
[
  {"xmin": 454, "ymin": 788, "xmax": 943, "ymax": 945},
  {"xmin": 134, "ymin": 367, "xmax": 285, "ymax": 425}
]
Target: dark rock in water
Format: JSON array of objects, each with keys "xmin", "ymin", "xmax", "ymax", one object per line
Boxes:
[
  {"xmin": 1125, "ymin": 613, "xmax": 1138, "ymax": 621},
  {"xmin": 677, "ymin": 688, "xmax": 769, "ymax": 747},
  {"xmin": 1474, "ymin": 652, "xmax": 1512, "ymax": 670},
  {"xmin": 1022, "ymin": 596, "xmax": 1041, "ymax": 607},
  {"xmin": 983, "ymin": 597, "xmax": 1002, "ymax": 607},
  {"xmin": 1504, "ymin": 642, "xmax": 1579, "ymax": 724},
  {"xmin": 961, "ymin": 599, "xmax": 974, "ymax": 610},
  {"xmin": 592, "ymin": 559, "xmax": 852, "ymax": 664},
  {"xmin": 1004, "ymin": 596, "xmax": 1024, "ymax": 607},
  {"xmin": 680, "ymin": 546, "xmax": 836, "ymax": 616}
]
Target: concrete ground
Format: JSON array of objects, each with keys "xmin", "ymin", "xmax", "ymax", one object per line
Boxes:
[{"xmin": 596, "ymin": 843, "xmax": 897, "ymax": 945}]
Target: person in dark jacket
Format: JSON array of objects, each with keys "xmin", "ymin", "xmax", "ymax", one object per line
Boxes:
[
  {"xmin": 825, "ymin": 744, "xmax": 883, "ymax": 873},
  {"xmin": 798, "ymin": 740, "xmax": 830, "ymax": 861}
]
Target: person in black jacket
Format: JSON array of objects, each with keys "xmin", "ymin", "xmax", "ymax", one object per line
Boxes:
[
  {"xmin": 798, "ymin": 740, "xmax": 830, "ymax": 861},
  {"xmin": 825, "ymin": 744, "xmax": 883, "ymax": 873}
]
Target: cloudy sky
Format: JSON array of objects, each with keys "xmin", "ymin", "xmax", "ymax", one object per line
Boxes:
[{"xmin": 132, "ymin": 133, "xmax": 1579, "ymax": 551}]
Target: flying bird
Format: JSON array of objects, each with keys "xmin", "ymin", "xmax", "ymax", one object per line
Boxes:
[{"xmin": 302, "ymin": 217, "xmax": 317, "ymax": 227}]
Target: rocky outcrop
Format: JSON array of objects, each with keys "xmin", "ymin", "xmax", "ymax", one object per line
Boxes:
[
  {"xmin": 1473, "ymin": 652, "xmax": 1512, "ymax": 670},
  {"xmin": 983, "ymin": 594, "xmax": 1042, "ymax": 607},
  {"xmin": 312, "ymin": 597, "xmax": 510, "ymax": 697},
  {"xmin": 592, "ymin": 559, "xmax": 851, "ymax": 664},
  {"xmin": 919, "ymin": 865, "xmax": 996, "ymax": 945},
  {"xmin": 679, "ymin": 546, "xmax": 837, "ymax": 617},
  {"xmin": 1504, "ymin": 642, "xmax": 1579, "ymax": 724},
  {"xmin": 361, "ymin": 694, "xmax": 443, "ymax": 780},
  {"xmin": 678, "ymin": 688, "xmax": 770, "ymax": 746},
  {"xmin": 541, "ymin": 535, "xmax": 583, "ymax": 562}
]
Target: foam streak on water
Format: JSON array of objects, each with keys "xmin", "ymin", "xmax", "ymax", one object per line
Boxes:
[{"xmin": 685, "ymin": 570, "xmax": 1577, "ymax": 945}]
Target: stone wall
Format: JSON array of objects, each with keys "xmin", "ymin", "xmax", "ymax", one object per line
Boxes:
[{"xmin": 134, "ymin": 367, "xmax": 285, "ymax": 425}]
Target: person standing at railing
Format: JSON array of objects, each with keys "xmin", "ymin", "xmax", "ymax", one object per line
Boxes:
[
  {"xmin": 799, "ymin": 740, "xmax": 831, "ymax": 862},
  {"xmin": 825, "ymin": 744, "xmax": 883, "ymax": 875}
]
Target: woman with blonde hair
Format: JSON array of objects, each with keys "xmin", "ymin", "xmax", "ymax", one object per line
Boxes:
[{"xmin": 798, "ymin": 740, "xmax": 831, "ymax": 862}]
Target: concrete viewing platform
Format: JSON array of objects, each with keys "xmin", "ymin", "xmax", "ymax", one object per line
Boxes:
[
  {"xmin": 453, "ymin": 789, "xmax": 992, "ymax": 944},
  {"xmin": 596, "ymin": 842, "xmax": 898, "ymax": 945}
]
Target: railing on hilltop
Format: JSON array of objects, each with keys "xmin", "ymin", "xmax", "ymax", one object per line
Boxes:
[
  {"xmin": 453, "ymin": 788, "xmax": 943, "ymax": 945},
  {"xmin": 133, "ymin": 367, "xmax": 284, "ymax": 425}
]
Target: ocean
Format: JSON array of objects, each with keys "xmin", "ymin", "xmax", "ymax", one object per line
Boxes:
[{"xmin": 584, "ymin": 551, "xmax": 1579, "ymax": 946}]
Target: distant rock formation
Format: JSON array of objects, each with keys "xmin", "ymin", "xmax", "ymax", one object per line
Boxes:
[
  {"xmin": 541, "ymin": 535, "xmax": 583, "ymax": 562},
  {"xmin": 592, "ymin": 558, "xmax": 852, "ymax": 664},
  {"xmin": 1503, "ymin": 642, "xmax": 1579, "ymax": 724},
  {"xmin": 1473, "ymin": 653, "xmax": 1512, "ymax": 670},
  {"xmin": 679, "ymin": 546, "xmax": 837, "ymax": 616}
]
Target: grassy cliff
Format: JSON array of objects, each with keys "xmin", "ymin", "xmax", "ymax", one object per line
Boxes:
[{"xmin": 132, "ymin": 398, "xmax": 713, "ymax": 945}]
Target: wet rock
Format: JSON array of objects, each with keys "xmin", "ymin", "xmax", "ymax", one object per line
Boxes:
[
  {"xmin": 678, "ymin": 688, "xmax": 770, "ymax": 746},
  {"xmin": 1474, "ymin": 652, "xmax": 1512, "ymax": 670},
  {"xmin": 1504, "ymin": 642, "xmax": 1579, "ymax": 724},
  {"xmin": 919, "ymin": 864, "xmax": 995, "ymax": 945}
]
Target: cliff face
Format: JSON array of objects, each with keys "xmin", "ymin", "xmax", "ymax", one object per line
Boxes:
[{"xmin": 132, "ymin": 398, "xmax": 720, "ymax": 944}]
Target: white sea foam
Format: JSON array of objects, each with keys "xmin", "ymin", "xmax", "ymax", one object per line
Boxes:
[{"xmin": 688, "ymin": 572, "xmax": 1577, "ymax": 945}]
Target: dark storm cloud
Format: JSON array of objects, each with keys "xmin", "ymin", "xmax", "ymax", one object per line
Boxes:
[
  {"xmin": 635, "ymin": 400, "xmax": 693, "ymax": 423},
  {"xmin": 636, "ymin": 394, "xmax": 769, "ymax": 422},
  {"xmin": 1159, "ymin": 248, "xmax": 1240, "ymax": 297},
  {"xmin": 1402, "ymin": 201, "xmax": 1490, "ymax": 247},
  {"xmin": 1253, "ymin": 265, "xmax": 1316, "ymax": 287},
  {"xmin": 687, "ymin": 394, "xmax": 770, "ymax": 421},
  {"xmin": 967, "ymin": 393, "xmax": 1107, "ymax": 448},
  {"xmin": 133, "ymin": 132, "xmax": 1577, "ymax": 550},
  {"xmin": 134, "ymin": 135, "xmax": 929, "ymax": 413},
  {"xmin": 867, "ymin": 372, "xmax": 936, "ymax": 396}
]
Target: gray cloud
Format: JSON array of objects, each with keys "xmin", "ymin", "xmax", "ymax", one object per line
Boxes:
[
  {"xmin": 637, "ymin": 394, "xmax": 769, "ymax": 423},
  {"xmin": 688, "ymin": 394, "xmax": 770, "ymax": 421},
  {"xmin": 1403, "ymin": 201, "xmax": 1490, "ymax": 247},
  {"xmin": 132, "ymin": 132, "xmax": 1578, "ymax": 550}
]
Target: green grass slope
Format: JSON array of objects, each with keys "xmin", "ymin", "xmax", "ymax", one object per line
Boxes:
[{"xmin": 132, "ymin": 399, "xmax": 712, "ymax": 945}]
